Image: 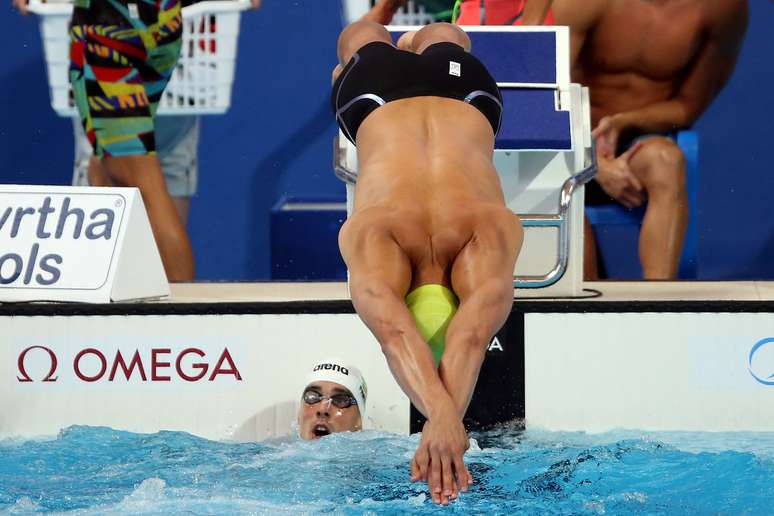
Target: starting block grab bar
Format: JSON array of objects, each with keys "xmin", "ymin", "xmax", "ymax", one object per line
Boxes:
[{"xmin": 516, "ymin": 144, "xmax": 595, "ymax": 288}]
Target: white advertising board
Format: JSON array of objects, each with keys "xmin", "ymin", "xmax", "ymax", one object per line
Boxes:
[
  {"xmin": 0, "ymin": 185, "xmax": 168, "ymax": 302},
  {"xmin": 525, "ymin": 313, "xmax": 774, "ymax": 432},
  {"xmin": 0, "ymin": 314, "xmax": 408, "ymax": 441}
]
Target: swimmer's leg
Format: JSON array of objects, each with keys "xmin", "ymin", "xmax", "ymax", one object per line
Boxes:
[
  {"xmin": 337, "ymin": 20, "xmax": 393, "ymax": 67},
  {"xmin": 411, "ymin": 22, "xmax": 471, "ymax": 53},
  {"xmin": 397, "ymin": 22, "xmax": 470, "ymax": 55},
  {"xmin": 442, "ymin": 206, "xmax": 523, "ymax": 417}
]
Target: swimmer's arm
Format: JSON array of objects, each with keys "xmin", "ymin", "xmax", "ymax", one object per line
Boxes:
[
  {"xmin": 521, "ymin": 0, "xmax": 552, "ymax": 26},
  {"xmin": 340, "ymin": 221, "xmax": 457, "ymax": 419},
  {"xmin": 607, "ymin": 1, "xmax": 749, "ymax": 133},
  {"xmin": 352, "ymin": 283, "xmax": 472, "ymax": 502},
  {"xmin": 351, "ymin": 280, "xmax": 457, "ymax": 420}
]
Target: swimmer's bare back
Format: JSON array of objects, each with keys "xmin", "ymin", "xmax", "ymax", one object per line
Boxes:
[{"xmin": 345, "ymin": 96, "xmax": 512, "ymax": 289}]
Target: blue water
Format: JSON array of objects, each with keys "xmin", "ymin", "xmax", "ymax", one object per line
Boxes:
[{"xmin": 1, "ymin": 425, "xmax": 773, "ymax": 514}]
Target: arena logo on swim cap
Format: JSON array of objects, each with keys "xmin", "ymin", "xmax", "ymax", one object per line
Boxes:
[
  {"xmin": 748, "ymin": 337, "xmax": 774, "ymax": 386},
  {"xmin": 313, "ymin": 363, "xmax": 349, "ymax": 375}
]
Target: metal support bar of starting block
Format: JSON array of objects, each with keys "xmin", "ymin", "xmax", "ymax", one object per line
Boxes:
[
  {"xmin": 515, "ymin": 144, "xmax": 596, "ymax": 288},
  {"xmin": 333, "ymin": 135, "xmax": 598, "ymax": 289}
]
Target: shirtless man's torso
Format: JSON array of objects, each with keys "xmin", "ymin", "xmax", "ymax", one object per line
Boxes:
[{"xmin": 554, "ymin": 0, "xmax": 748, "ymax": 279}]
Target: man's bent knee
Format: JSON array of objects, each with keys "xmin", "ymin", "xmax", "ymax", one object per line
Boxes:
[
  {"xmin": 640, "ymin": 137, "xmax": 686, "ymax": 168},
  {"xmin": 634, "ymin": 138, "xmax": 687, "ymax": 195}
]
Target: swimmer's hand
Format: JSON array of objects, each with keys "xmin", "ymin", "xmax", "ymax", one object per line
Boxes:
[
  {"xmin": 410, "ymin": 407, "xmax": 471, "ymax": 505},
  {"xmin": 250, "ymin": 0, "xmax": 261, "ymax": 9}
]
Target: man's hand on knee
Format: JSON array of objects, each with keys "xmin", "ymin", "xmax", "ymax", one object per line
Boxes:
[
  {"xmin": 592, "ymin": 115, "xmax": 626, "ymax": 159},
  {"xmin": 596, "ymin": 142, "xmax": 646, "ymax": 209}
]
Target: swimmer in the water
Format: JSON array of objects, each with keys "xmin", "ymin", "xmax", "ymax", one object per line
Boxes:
[
  {"xmin": 332, "ymin": 19, "xmax": 522, "ymax": 505},
  {"xmin": 297, "ymin": 359, "xmax": 367, "ymax": 440}
]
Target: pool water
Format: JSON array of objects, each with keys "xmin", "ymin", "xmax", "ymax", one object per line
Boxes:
[{"xmin": 1, "ymin": 424, "xmax": 773, "ymax": 514}]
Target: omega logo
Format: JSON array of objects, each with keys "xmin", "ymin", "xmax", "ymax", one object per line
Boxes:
[
  {"xmin": 17, "ymin": 345, "xmax": 59, "ymax": 382},
  {"xmin": 16, "ymin": 345, "xmax": 242, "ymax": 383}
]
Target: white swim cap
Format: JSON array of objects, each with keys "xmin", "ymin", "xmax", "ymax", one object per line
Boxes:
[{"xmin": 303, "ymin": 359, "xmax": 367, "ymax": 413}]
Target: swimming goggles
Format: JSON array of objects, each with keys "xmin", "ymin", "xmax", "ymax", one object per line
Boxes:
[{"xmin": 302, "ymin": 389, "xmax": 358, "ymax": 409}]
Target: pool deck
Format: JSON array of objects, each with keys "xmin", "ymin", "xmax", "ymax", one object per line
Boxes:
[
  {"xmin": 1, "ymin": 281, "xmax": 771, "ymax": 317},
  {"xmin": 166, "ymin": 281, "xmax": 774, "ymax": 303}
]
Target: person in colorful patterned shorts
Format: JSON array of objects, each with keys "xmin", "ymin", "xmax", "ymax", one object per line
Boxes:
[{"xmin": 68, "ymin": 0, "xmax": 194, "ymax": 281}]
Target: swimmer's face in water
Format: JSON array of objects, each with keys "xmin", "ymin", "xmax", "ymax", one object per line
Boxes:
[{"xmin": 297, "ymin": 381, "xmax": 362, "ymax": 440}]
